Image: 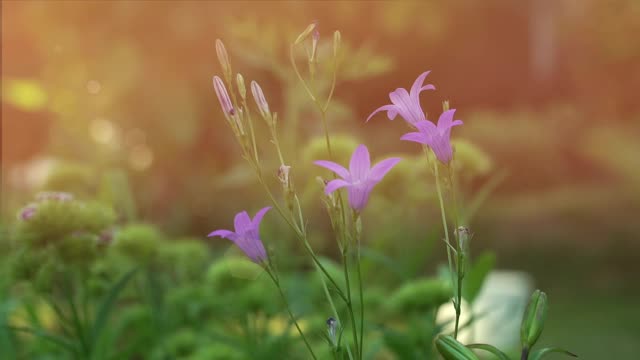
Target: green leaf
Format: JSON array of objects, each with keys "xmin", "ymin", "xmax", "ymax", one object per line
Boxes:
[
  {"xmin": 90, "ymin": 268, "xmax": 138, "ymax": 349},
  {"xmin": 462, "ymin": 251, "xmax": 496, "ymax": 303},
  {"xmin": 467, "ymin": 343, "xmax": 512, "ymax": 360},
  {"xmin": 435, "ymin": 335, "xmax": 480, "ymax": 360},
  {"xmin": 8, "ymin": 325, "xmax": 78, "ymax": 355},
  {"xmin": 529, "ymin": 347, "xmax": 577, "ymax": 360}
]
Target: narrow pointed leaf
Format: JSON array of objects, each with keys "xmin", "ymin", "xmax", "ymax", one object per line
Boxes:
[
  {"xmin": 90, "ymin": 268, "xmax": 138, "ymax": 348},
  {"xmin": 467, "ymin": 343, "xmax": 512, "ymax": 360},
  {"xmin": 530, "ymin": 347, "xmax": 577, "ymax": 360}
]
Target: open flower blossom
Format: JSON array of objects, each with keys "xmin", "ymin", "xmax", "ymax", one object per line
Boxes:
[
  {"xmin": 366, "ymin": 71, "xmax": 435, "ymax": 125},
  {"xmin": 208, "ymin": 207, "xmax": 271, "ymax": 264},
  {"xmin": 315, "ymin": 145, "xmax": 401, "ymax": 212},
  {"xmin": 401, "ymin": 109, "xmax": 463, "ymax": 164}
]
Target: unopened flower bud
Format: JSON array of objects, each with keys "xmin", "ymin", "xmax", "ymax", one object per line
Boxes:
[
  {"xmin": 236, "ymin": 73, "xmax": 246, "ymax": 99},
  {"xmin": 215, "ymin": 39, "xmax": 232, "ymax": 78},
  {"xmin": 311, "ymin": 27, "xmax": 319, "ymax": 59},
  {"xmin": 521, "ymin": 289, "xmax": 548, "ymax": 351},
  {"xmin": 251, "ymin": 80, "xmax": 270, "ymax": 119},
  {"xmin": 326, "ymin": 317, "xmax": 338, "ymax": 347},
  {"xmin": 435, "ymin": 335, "xmax": 480, "ymax": 360},
  {"xmin": 213, "ymin": 76, "xmax": 235, "ymax": 117},
  {"xmin": 294, "ymin": 21, "xmax": 317, "ymax": 45},
  {"xmin": 277, "ymin": 164, "xmax": 291, "ymax": 189},
  {"xmin": 333, "ymin": 31, "xmax": 341, "ymax": 59},
  {"xmin": 455, "ymin": 226, "xmax": 471, "ymax": 252}
]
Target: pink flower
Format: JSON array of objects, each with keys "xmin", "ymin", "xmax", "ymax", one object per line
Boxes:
[
  {"xmin": 315, "ymin": 145, "xmax": 401, "ymax": 212},
  {"xmin": 208, "ymin": 207, "xmax": 272, "ymax": 264},
  {"xmin": 366, "ymin": 71, "xmax": 435, "ymax": 125},
  {"xmin": 401, "ymin": 109, "xmax": 463, "ymax": 164}
]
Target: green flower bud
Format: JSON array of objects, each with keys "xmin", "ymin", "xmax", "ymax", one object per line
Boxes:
[
  {"xmin": 215, "ymin": 39, "xmax": 232, "ymax": 79},
  {"xmin": 294, "ymin": 22, "xmax": 317, "ymax": 45},
  {"xmin": 236, "ymin": 73, "xmax": 246, "ymax": 99},
  {"xmin": 333, "ymin": 30, "xmax": 341, "ymax": 59},
  {"xmin": 521, "ymin": 289, "xmax": 548, "ymax": 350},
  {"xmin": 435, "ymin": 335, "xmax": 480, "ymax": 360}
]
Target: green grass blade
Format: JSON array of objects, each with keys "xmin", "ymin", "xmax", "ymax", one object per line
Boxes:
[{"xmin": 89, "ymin": 268, "xmax": 138, "ymax": 350}]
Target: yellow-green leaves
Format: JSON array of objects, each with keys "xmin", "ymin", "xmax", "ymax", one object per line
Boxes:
[
  {"xmin": 435, "ymin": 335, "xmax": 479, "ymax": 360},
  {"xmin": 521, "ymin": 289, "xmax": 548, "ymax": 350}
]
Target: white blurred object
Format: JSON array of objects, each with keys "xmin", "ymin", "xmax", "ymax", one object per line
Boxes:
[{"xmin": 437, "ymin": 271, "xmax": 533, "ymax": 349}]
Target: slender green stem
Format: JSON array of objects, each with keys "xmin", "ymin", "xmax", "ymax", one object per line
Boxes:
[
  {"xmin": 266, "ymin": 270, "xmax": 317, "ymax": 360},
  {"xmin": 430, "ymin": 151, "xmax": 456, "ymax": 298},
  {"xmin": 353, "ymin": 213, "xmax": 364, "ymax": 359},
  {"xmin": 342, "ymin": 253, "xmax": 360, "ymax": 359},
  {"xmin": 242, "ymin": 100, "xmax": 260, "ymax": 164},
  {"xmin": 447, "ymin": 165, "xmax": 464, "ymax": 339}
]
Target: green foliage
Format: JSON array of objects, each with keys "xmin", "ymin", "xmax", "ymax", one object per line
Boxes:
[
  {"xmin": 462, "ymin": 251, "xmax": 496, "ymax": 303},
  {"xmin": 112, "ymin": 224, "xmax": 162, "ymax": 262},
  {"xmin": 386, "ymin": 278, "xmax": 452, "ymax": 315}
]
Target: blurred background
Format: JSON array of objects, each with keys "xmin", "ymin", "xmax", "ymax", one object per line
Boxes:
[{"xmin": 2, "ymin": 0, "xmax": 639, "ymax": 359}]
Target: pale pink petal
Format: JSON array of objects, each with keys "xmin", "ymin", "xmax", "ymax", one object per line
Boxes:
[
  {"xmin": 389, "ymin": 88, "xmax": 424, "ymax": 125},
  {"xmin": 314, "ymin": 160, "xmax": 350, "ymax": 179},
  {"xmin": 368, "ymin": 158, "xmax": 401, "ymax": 182},
  {"xmin": 349, "ymin": 144, "xmax": 371, "ymax": 181},
  {"xmin": 414, "ymin": 120, "xmax": 438, "ymax": 135},
  {"xmin": 207, "ymin": 229, "xmax": 236, "ymax": 239},
  {"xmin": 400, "ymin": 132, "xmax": 428, "ymax": 144},
  {"xmin": 325, "ymin": 179, "xmax": 350, "ymax": 194},
  {"xmin": 436, "ymin": 109, "xmax": 457, "ymax": 130},
  {"xmin": 366, "ymin": 104, "xmax": 398, "ymax": 122},
  {"xmin": 410, "ymin": 71, "xmax": 431, "ymax": 98}
]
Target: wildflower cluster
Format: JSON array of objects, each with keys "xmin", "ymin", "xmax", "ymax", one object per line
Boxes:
[{"xmin": 209, "ymin": 22, "xmax": 575, "ymax": 360}]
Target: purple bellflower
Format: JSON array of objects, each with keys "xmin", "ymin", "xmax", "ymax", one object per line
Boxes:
[
  {"xmin": 315, "ymin": 145, "xmax": 401, "ymax": 212},
  {"xmin": 208, "ymin": 207, "xmax": 272, "ymax": 264},
  {"xmin": 401, "ymin": 109, "xmax": 463, "ymax": 164},
  {"xmin": 366, "ymin": 71, "xmax": 435, "ymax": 125}
]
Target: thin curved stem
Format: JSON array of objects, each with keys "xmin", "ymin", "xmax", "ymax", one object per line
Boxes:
[
  {"xmin": 343, "ymin": 253, "xmax": 360, "ymax": 359},
  {"xmin": 266, "ymin": 270, "xmax": 317, "ymax": 360}
]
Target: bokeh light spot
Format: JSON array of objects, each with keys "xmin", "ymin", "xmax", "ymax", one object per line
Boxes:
[
  {"xmin": 129, "ymin": 144, "xmax": 154, "ymax": 171},
  {"xmin": 89, "ymin": 118, "xmax": 115, "ymax": 145},
  {"xmin": 3, "ymin": 79, "xmax": 48, "ymax": 111},
  {"xmin": 86, "ymin": 80, "xmax": 102, "ymax": 94}
]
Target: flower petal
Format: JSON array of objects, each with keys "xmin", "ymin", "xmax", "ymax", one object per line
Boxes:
[
  {"xmin": 389, "ymin": 88, "xmax": 425, "ymax": 125},
  {"xmin": 436, "ymin": 109, "xmax": 457, "ymax": 130},
  {"xmin": 234, "ymin": 211, "xmax": 252, "ymax": 235},
  {"xmin": 347, "ymin": 183, "xmax": 374, "ymax": 212},
  {"xmin": 314, "ymin": 160, "xmax": 350, "ymax": 179},
  {"xmin": 325, "ymin": 179, "xmax": 350, "ymax": 194},
  {"xmin": 410, "ymin": 71, "xmax": 434, "ymax": 102},
  {"xmin": 366, "ymin": 104, "xmax": 398, "ymax": 122},
  {"xmin": 349, "ymin": 144, "xmax": 371, "ymax": 181},
  {"xmin": 400, "ymin": 131, "xmax": 428, "ymax": 144},
  {"xmin": 207, "ymin": 229, "xmax": 237, "ymax": 240},
  {"xmin": 369, "ymin": 158, "xmax": 401, "ymax": 182},
  {"xmin": 250, "ymin": 206, "xmax": 272, "ymax": 235},
  {"xmin": 234, "ymin": 235, "xmax": 267, "ymax": 264}
]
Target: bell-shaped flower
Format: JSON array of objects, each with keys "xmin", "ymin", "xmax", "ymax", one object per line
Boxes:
[
  {"xmin": 208, "ymin": 207, "xmax": 271, "ymax": 264},
  {"xmin": 401, "ymin": 109, "xmax": 463, "ymax": 164},
  {"xmin": 315, "ymin": 145, "xmax": 401, "ymax": 212},
  {"xmin": 366, "ymin": 71, "xmax": 435, "ymax": 125}
]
